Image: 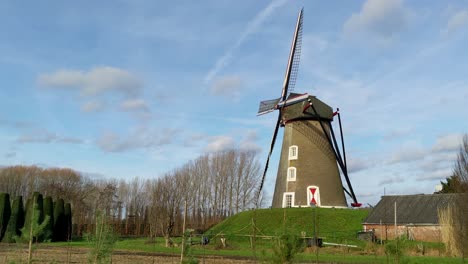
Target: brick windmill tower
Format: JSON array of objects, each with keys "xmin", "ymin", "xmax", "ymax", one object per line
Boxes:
[{"xmin": 256, "ymin": 9, "xmax": 360, "ymax": 208}]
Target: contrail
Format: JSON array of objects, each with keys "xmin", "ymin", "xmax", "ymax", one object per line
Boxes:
[{"xmin": 204, "ymin": 0, "xmax": 288, "ymax": 83}]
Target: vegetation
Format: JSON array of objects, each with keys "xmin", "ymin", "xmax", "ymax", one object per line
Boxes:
[
  {"xmin": 2, "ymin": 196, "xmax": 24, "ymax": 243},
  {"xmin": 43, "ymin": 196, "xmax": 54, "ymax": 241},
  {"xmin": 86, "ymin": 211, "xmax": 116, "ymax": 264},
  {"xmin": 438, "ymin": 134, "xmax": 468, "ymax": 259},
  {"xmin": 45, "ymin": 237, "xmax": 461, "ymax": 264},
  {"xmin": 269, "ymin": 229, "xmax": 304, "ymax": 263},
  {"xmin": 53, "ymin": 198, "xmax": 66, "ymax": 242},
  {"xmin": 0, "ymin": 150, "xmax": 262, "ymax": 240},
  {"xmin": 0, "ymin": 192, "xmax": 72, "ymax": 245},
  {"xmin": 23, "ymin": 192, "xmax": 45, "ymax": 242},
  {"xmin": 64, "ymin": 202, "xmax": 72, "ymax": 241},
  {"xmin": 207, "ymin": 207, "xmax": 369, "ymax": 244},
  {"xmin": 19, "ymin": 197, "xmax": 50, "ymax": 263},
  {"xmin": 0, "ymin": 193, "xmax": 11, "ymax": 241}
]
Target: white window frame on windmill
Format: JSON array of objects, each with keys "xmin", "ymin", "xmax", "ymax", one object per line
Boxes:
[
  {"xmin": 282, "ymin": 192, "xmax": 295, "ymax": 208},
  {"xmin": 307, "ymin": 186, "xmax": 321, "ymax": 207},
  {"xmin": 289, "ymin": 145, "xmax": 298, "ymax": 160},
  {"xmin": 287, "ymin": 167, "xmax": 296, "ymax": 182}
]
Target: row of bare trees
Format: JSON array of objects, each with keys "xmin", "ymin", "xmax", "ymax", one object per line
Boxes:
[{"xmin": 0, "ymin": 149, "xmax": 262, "ymax": 243}]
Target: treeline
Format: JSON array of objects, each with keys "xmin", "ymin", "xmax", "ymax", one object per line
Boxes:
[
  {"xmin": 0, "ymin": 149, "xmax": 262, "ymax": 242},
  {"xmin": 0, "ymin": 192, "xmax": 71, "ymax": 243}
]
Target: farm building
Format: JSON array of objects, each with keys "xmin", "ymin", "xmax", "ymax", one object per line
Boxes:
[{"xmin": 362, "ymin": 194, "xmax": 458, "ymax": 242}]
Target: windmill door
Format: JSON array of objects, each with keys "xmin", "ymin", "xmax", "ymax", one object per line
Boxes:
[{"xmin": 307, "ymin": 186, "xmax": 320, "ymax": 207}]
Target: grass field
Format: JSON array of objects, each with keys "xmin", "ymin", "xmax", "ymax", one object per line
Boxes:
[
  {"xmin": 206, "ymin": 207, "xmax": 369, "ymax": 244},
  {"xmin": 3, "ymin": 208, "xmax": 465, "ymax": 263},
  {"xmin": 48, "ymin": 237, "xmax": 462, "ymax": 264}
]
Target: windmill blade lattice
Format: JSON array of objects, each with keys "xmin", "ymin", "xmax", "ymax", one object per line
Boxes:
[
  {"xmin": 281, "ymin": 8, "xmax": 303, "ymax": 101},
  {"xmin": 286, "ymin": 11, "xmax": 303, "ymax": 96}
]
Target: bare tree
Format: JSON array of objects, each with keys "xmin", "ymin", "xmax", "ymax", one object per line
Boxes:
[
  {"xmin": 152, "ymin": 172, "xmax": 183, "ymax": 247},
  {"xmin": 454, "ymin": 134, "xmax": 468, "ymax": 192},
  {"xmin": 0, "ymin": 148, "xmax": 263, "ymax": 239},
  {"xmin": 439, "ymin": 134, "xmax": 468, "ymax": 258}
]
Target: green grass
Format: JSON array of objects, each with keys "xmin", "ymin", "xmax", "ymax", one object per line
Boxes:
[
  {"xmin": 50, "ymin": 237, "xmax": 462, "ymax": 264},
  {"xmin": 206, "ymin": 207, "xmax": 369, "ymax": 244}
]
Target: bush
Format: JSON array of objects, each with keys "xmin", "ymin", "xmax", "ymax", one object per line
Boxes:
[
  {"xmin": 385, "ymin": 237, "xmax": 409, "ymax": 264},
  {"xmin": 270, "ymin": 233, "xmax": 304, "ymax": 264},
  {"xmin": 86, "ymin": 211, "xmax": 116, "ymax": 264}
]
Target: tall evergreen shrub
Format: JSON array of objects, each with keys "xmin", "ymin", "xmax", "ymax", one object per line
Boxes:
[
  {"xmin": 64, "ymin": 202, "xmax": 72, "ymax": 241},
  {"xmin": 53, "ymin": 198, "xmax": 66, "ymax": 241},
  {"xmin": 0, "ymin": 193, "xmax": 11, "ymax": 241},
  {"xmin": 2, "ymin": 196, "xmax": 24, "ymax": 243},
  {"xmin": 23, "ymin": 192, "xmax": 44, "ymax": 242},
  {"xmin": 43, "ymin": 196, "xmax": 54, "ymax": 241}
]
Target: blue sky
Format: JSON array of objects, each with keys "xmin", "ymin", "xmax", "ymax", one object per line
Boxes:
[{"xmin": 1, "ymin": 0, "xmax": 467, "ymax": 206}]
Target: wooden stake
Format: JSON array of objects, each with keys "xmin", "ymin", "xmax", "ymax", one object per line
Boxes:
[{"xmin": 180, "ymin": 200, "xmax": 187, "ymax": 264}]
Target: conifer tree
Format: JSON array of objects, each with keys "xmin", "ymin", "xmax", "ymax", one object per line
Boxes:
[
  {"xmin": 53, "ymin": 198, "xmax": 66, "ymax": 241},
  {"xmin": 20, "ymin": 197, "xmax": 50, "ymax": 263},
  {"xmin": 2, "ymin": 196, "xmax": 24, "ymax": 243},
  {"xmin": 23, "ymin": 192, "xmax": 44, "ymax": 242},
  {"xmin": 43, "ymin": 196, "xmax": 54, "ymax": 241},
  {"xmin": 0, "ymin": 193, "xmax": 11, "ymax": 241},
  {"xmin": 64, "ymin": 202, "xmax": 72, "ymax": 241}
]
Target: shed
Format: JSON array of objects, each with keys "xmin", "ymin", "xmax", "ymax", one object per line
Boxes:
[{"xmin": 362, "ymin": 194, "xmax": 457, "ymax": 242}]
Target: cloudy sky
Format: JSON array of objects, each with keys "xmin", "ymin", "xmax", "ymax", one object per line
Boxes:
[{"xmin": 1, "ymin": 0, "xmax": 467, "ymax": 205}]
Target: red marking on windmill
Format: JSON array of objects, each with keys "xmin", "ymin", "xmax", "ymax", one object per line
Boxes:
[{"xmin": 309, "ymin": 187, "xmax": 317, "ymax": 205}]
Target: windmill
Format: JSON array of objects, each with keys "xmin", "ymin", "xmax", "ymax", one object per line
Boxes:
[{"xmin": 256, "ymin": 9, "xmax": 361, "ymax": 208}]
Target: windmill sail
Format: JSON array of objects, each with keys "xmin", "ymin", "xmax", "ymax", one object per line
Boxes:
[
  {"xmin": 256, "ymin": 9, "xmax": 304, "ymax": 205},
  {"xmin": 281, "ymin": 8, "xmax": 303, "ymax": 101},
  {"xmin": 257, "ymin": 98, "xmax": 281, "ymax": 116}
]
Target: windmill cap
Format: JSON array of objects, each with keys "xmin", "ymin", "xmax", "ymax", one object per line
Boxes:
[{"xmin": 281, "ymin": 94, "xmax": 334, "ymax": 121}]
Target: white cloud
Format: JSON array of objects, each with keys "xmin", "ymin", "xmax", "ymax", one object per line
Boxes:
[
  {"xmin": 445, "ymin": 10, "xmax": 468, "ymax": 34},
  {"xmin": 204, "ymin": 0, "xmax": 288, "ymax": 82},
  {"xmin": 204, "ymin": 136, "xmax": 235, "ymax": 152},
  {"xmin": 120, "ymin": 99, "xmax": 150, "ymax": 112},
  {"xmin": 383, "ymin": 127, "xmax": 413, "ymax": 140},
  {"xmin": 210, "ymin": 75, "xmax": 243, "ymax": 98},
  {"xmin": 183, "ymin": 132, "xmax": 208, "ymax": 147},
  {"xmin": 432, "ymin": 133, "xmax": 463, "ymax": 153},
  {"xmin": 239, "ymin": 130, "xmax": 262, "ymax": 152},
  {"xmin": 416, "ymin": 169, "xmax": 451, "ymax": 182},
  {"xmin": 96, "ymin": 127, "xmax": 178, "ymax": 153},
  {"xmin": 347, "ymin": 157, "xmax": 369, "ymax": 173},
  {"xmin": 4, "ymin": 152, "xmax": 16, "ymax": 158},
  {"xmin": 60, "ymin": 137, "xmax": 85, "ymax": 144},
  {"xmin": 379, "ymin": 175, "xmax": 405, "ymax": 185},
  {"xmin": 16, "ymin": 129, "xmax": 83, "ymax": 145},
  {"xmin": 343, "ymin": 0, "xmax": 407, "ymax": 42},
  {"xmin": 17, "ymin": 131, "xmax": 57, "ymax": 144},
  {"xmin": 81, "ymin": 101, "xmax": 105, "ymax": 113},
  {"xmin": 38, "ymin": 66, "xmax": 142, "ymax": 97},
  {"xmin": 388, "ymin": 145, "xmax": 426, "ymax": 164}
]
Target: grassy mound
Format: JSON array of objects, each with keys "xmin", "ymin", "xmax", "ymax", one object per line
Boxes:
[{"xmin": 207, "ymin": 207, "xmax": 369, "ymax": 243}]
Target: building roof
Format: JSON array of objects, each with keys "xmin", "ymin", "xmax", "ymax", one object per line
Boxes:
[{"xmin": 363, "ymin": 194, "xmax": 458, "ymax": 225}]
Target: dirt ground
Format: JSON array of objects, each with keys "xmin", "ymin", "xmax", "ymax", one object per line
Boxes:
[{"xmin": 0, "ymin": 244, "xmax": 256, "ymax": 264}]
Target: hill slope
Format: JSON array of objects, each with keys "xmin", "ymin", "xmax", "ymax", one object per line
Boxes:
[{"xmin": 207, "ymin": 207, "xmax": 369, "ymax": 243}]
